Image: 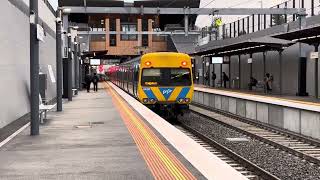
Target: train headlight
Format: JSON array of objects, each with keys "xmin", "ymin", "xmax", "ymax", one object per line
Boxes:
[
  {"xmin": 184, "ymin": 98, "xmax": 190, "ymax": 103},
  {"xmin": 143, "ymin": 98, "xmax": 149, "ymax": 103},
  {"xmin": 178, "ymin": 98, "xmax": 184, "ymax": 103},
  {"xmin": 149, "ymin": 98, "xmax": 156, "ymax": 103},
  {"xmin": 181, "ymin": 61, "xmax": 188, "ymax": 66}
]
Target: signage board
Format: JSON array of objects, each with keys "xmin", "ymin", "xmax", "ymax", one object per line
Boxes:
[
  {"xmin": 310, "ymin": 52, "xmax": 319, "ymax": 59},
  {"xmin": 37, "ymin": 24, "xmax": 45, "ymax": 42},
  {"xmin": 248, "ymin": 58, "xmax": 253, "ymax": 64},
  {"xmin": 102, "ymin": 59, "xmax": 121, "ymax": 64},
  {"xmin": 90, "ymin": 59, "xmax": 101, "ymax": 66},
  {"xmin": 214, "ymin": 17, "xmax": 222, "ymax": 28},
  {"xmin": 211, "ymin": 57, "xmax": 223, "ymax": 64},
  {"xmin": 48, "ymin": 65, "xmax": 56, "ymax": 83}
]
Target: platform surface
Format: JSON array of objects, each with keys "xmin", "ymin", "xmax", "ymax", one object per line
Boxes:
[
  {"xmin": 195, "ymin": 85, "xmax": 320, "ymax": 112},
  {"xmin": 0, "ymin": 84, "xmax": 208, "ymax": 179},
  {"xmin": 0, "ymin": 88, "xmax": 154, "ymax": 179}
]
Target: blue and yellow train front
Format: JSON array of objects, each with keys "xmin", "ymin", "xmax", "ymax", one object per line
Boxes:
[{"xmin": 137, "ymin": 53, "xmax": 194, "ymax": 115}]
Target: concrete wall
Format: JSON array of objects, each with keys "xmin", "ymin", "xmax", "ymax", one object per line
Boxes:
[
  {"xmin": 0, "ymin": 0, "xmax": 56, "ymax": 128},
  {"xmin": 193, "ymin": 90, "xmax": 320, "ymax": 140}
]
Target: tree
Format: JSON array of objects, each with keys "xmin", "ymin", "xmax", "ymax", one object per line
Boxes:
[{"xmin": 272, "ymin": 14, "xmax": 286, "ymax": 25}]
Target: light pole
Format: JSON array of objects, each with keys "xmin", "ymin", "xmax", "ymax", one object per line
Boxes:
[{"xmin": 30, "ymin": 0, "xmax": 40, "ymax": 135}]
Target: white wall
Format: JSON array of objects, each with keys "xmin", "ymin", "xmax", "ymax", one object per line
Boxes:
[{"xmin": 0, "ymin": 0, "xmax": 57, "ymax": 128}]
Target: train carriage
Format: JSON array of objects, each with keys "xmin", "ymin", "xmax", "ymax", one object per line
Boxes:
[{"xmin": 108, "ymin": 52, "xmax": 194, "ymax": 117}]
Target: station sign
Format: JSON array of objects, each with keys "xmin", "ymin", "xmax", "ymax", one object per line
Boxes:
[
  {"xmin": 90, "ymin": 59, "xmax": 101, "ymax": 66},
  {"xmin": 247, "ymin": 58, "xmax": 253, "ymax": 64},
  {"xmin": 36, "ymin": 24, "xmax": 45, "ymax": 42},
  {"xmin": 211, "ymin": 57, "xmax": 223, "ymax": 64},
  {"xmin": 102, "ymin": 59, "xmax": 121, "ymax": 64},
  {"xmin": 310, "ymin": 52, "xmax": 319, "ymax": 59}
]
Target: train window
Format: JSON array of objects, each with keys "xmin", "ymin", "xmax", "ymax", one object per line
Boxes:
[
  {"xmin": 141, "ymin": 68, "xmax": 191, "ymax": 86},
  {"xmin": 170, "ymin": 69, "xmax": 191, "ymax": 86},
  {"xmin": 141, "ymin": 69, "xmax": 161, "ymax": 85}
]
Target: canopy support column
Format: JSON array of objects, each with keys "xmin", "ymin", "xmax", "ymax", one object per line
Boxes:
[{"xmin": 314, "ymin": 43, "xmax": 319, "ymax": 98}]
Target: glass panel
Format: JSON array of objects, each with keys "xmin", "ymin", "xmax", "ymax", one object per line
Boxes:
[
  {"xmin": 141, "ymin": 68, "xmax": 191, "ymax": 86},
  {"xmin": 121, "ymin": 24, "xmax": 137, "ymax": 40},
  {"xmin": 315, "ymin": 0, "xmax": 320, "ymax": 16},
  {"xmin": 170, "ymin": 69, "xmax": 192, "ymax": 86},
  {"xmin": 243, "ymin": 18, "xmax": 248, "ymax": 34},
  {"xmin": 230, "ymin": 23, "xmax": 234, "ymax": 38},
  {"xmin": 248, "ymin": 16, "xmax": 252, "ymax": 33}
]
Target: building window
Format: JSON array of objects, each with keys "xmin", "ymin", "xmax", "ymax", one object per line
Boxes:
[
  {"xmin": 142, "ymin": 18, "xmax": 148, "ymax": 31},
  {"xmin": 109, "ymin": 18, "xmax": 116, "ymax": 31},
  {"xmin": 142, "ymin": 34, "xmax": 148, "ymax": 47},
  {"xmin": 110, "ymin": 34, "xmax": 116, "ymax": 46},
  {"xmin": 121, "ymin": 24, "xmax": 137, "ymax": 41}
]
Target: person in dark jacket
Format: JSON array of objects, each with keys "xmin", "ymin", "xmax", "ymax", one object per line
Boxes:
[
  {"xmin": 204, "ymin": 71, "xmax": 209, "ymax": 86},
  {"xmin": 212, "ymin": 72, "xmax": 216, "ymax": 87},
  {"xmin": 248, "ymin": 77, "xmax": 258, "ymax": 90},
  {"xmin": 222, "ymin": 72, "xmax": 229, "ymax": 88},
  {"xmin": 85, "ymin": 74, "xmax": 92, "ymax": 92},
  {"xmin": 92, "ymin": 73, "xmax": 99, "ymax": 92}
]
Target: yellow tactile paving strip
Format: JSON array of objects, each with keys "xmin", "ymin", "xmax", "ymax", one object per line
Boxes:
[{"xmin": 104, "ymin": 83, "xmax": 196, "ymax": 180}]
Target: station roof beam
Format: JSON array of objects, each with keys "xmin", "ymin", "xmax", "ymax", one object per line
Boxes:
[
  {"xmin": 62, "ymin": 7, "xmax": 306, "ymax": 15},
  {"xmin": 194, "ymin": 37, "xmax": 294, "ymax": 57}
]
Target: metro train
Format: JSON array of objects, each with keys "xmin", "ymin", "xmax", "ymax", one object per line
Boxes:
[{"xmin": 107, "ymin": 52, "xmax": 194, "ymax": 117}]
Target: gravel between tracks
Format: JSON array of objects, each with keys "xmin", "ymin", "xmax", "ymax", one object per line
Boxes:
[{"xmin": 180, "ymin": 112, "xmax": 320, "ymax": 180}]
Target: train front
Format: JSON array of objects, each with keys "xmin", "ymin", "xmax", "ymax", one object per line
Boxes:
[{"xmin": 137, "ymin": 52, "xmax": 194, "ymax": 117}]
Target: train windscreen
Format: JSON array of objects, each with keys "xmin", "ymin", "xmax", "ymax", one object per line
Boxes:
[{"xmin": 141, "ymin": 68, "xmax": 191, "ymax": 86}]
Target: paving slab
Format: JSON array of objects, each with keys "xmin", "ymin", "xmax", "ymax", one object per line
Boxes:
[{"xmin": 0, "ymin": 89, "xmax": 153, "ymax": 179}]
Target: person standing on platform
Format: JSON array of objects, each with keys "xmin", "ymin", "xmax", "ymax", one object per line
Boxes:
[
  {"xmin": 85, "ymin": 74, "xmax": 92, "ymax": 93},
  {"xmin": 248, "ymin": 77, "xmax": 258, "ymax": 90},
  {"xmin": 204, "ymin": 71, "xmax": 209, "ymax": 86},
  {"xmin": 212, "ymin": 72, "xmax": 216, "ymax": 87},
  {"xmin": 222, "ymin": 72, "xmax": 229, "ymax": 88},
  {"xmin": 264, "ymin": 73, "xmax": 273, "ymax": 93},
  {"xmin": 92, "ymin": 73, "xmax": 99, "ymax": 92}
]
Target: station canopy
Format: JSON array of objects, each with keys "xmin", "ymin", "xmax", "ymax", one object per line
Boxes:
[
  {"xmin": 274, "ymin": 25, "xmax": 320, "ymax": 45},
  {"xmin": 60, "ymin": 0, "xmax": 200, "ymax": 8},
  {"xmin": 194, "ymin": 36, "xmax": 295, "ymax": 56}
]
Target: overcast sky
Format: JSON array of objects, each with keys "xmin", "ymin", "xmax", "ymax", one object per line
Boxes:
[
  {"xmin": 48, "ymin": 0, "xmax": 58, "ymax": 10},
  {"xmin": 195, "ymin": 0, "xmax": 287, "ymax": 27}
]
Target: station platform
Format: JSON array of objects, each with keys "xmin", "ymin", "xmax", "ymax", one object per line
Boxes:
[
  {"xmin": 0, "ymin": 82, "xmax": 247, "ymax": 180},
  {"xmin": 193, "ymin": 84, "xmax": 320, "ymax": 140},
  {"xmin": 195, "ymin": 84, "xmax": 320, "ymax": 105}
]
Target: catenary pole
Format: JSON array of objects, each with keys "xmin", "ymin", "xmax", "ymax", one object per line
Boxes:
[
  {"xmin": 56, "ymin": 8, "xmax": 63, "ymax": 111},
  {"xmin": 30, "ymin": 0, "xmax": 40, "ymax": 135},
  {"xmin": 67, "ymin": 28, "xmax": 73, "ymax": 101}
]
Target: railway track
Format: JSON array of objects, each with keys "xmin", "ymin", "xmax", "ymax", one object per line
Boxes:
[
  {"xmin": 191, "ymin": 103, "xmax": 320, "ymax": 166},
  {"xmin": 174, "ymin": 124, "xmax": 279, "ymax": 180}
]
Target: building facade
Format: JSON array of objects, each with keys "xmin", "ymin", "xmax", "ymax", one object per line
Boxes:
[{"xmin": 88, "ymin": 15, "xmax": 167, "ymax": 56}]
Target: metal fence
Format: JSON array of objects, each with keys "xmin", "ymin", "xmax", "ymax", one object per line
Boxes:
[{"xmin": 198, "ymin": 0, "xmax": 320, "ymax": 44}]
